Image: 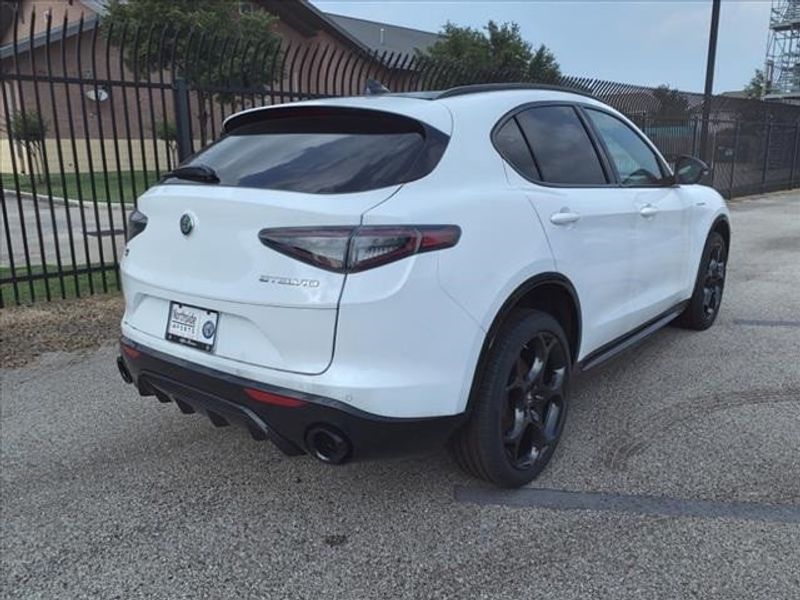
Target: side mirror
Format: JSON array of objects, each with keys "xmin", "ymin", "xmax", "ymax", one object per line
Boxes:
[{"xmin": 673, "ymin": 155, "xmax": 709, "ymax": 185}]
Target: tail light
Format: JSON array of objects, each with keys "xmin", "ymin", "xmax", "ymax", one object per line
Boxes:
[
  {"xmin": 258, "ymin": 225, "xmax": 461, "ymax": 273},
  {"xmin": 127, "ymin": 209, "xmax": 148, "ymax": 241}
]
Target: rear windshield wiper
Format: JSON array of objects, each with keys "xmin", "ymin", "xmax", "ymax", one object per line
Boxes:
[{"xmin": 165, "ymin": 164, "xmax": 219, "ymax": 184}]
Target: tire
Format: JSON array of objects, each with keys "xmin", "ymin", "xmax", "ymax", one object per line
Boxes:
[
  {"xmin": 675, "ymin": 231, "xmax": 727, "ymax": 331},
  {"xmin": 452, "ymin": 310, "xmax": 571, "ymax": 488}
]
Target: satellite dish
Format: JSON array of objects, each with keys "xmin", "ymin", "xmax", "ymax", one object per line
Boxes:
[{"xmin": 85, "ymin": 87, "xmax": 109, "ymax": 102}]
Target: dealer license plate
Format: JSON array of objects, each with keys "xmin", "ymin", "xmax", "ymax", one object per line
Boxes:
[{"xmin": 165, "ymin": 302, "xmax": 219, "ymax": 352}]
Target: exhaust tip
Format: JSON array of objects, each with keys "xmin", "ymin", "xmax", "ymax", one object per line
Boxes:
[
  {"xmin": 305, "ymin": 426, "xmax": 351, "ymax": 465},
  {"xmin": 116, "ymin": 356, "xmax": 133, "ymax": 384}
]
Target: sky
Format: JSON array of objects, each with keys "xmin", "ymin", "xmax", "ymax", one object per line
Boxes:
[{"xmin": 310, "ymin": 0, "xmax": 770, "ymax": 93}]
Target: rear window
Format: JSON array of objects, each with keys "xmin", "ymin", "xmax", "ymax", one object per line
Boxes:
[{"xmin": 167, "ymin": 108, "xmax": 448, "ymax": 194}]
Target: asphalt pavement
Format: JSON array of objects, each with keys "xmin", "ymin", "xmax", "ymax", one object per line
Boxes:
[{"xmin": 2, "ymin": 191, "xmax": 799, "ymax": 599}]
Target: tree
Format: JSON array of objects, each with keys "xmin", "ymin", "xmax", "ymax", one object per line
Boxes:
[
  {"xmin": 527, "ymin": 44, "xmax": 560, "ymax": 84},
  {"xmin": 422, "ymin": 20, "xmax": 560, "ymax": 86},
  {"xmin": 104, "ymin": 0, "xmax": 282, "ymax": 143},
  {"xmin": 744, "ymin": 69, "xmax": 768, "ymax": 99},
  {"xmin": 652, "ymin": 85, "xmax": 690, "ymax": 120},
  {"xmin": 11, "ymin": 111, "xmax": 48, "ymax": 182},
  {"xmin": 155, "ymin": 120, "xmax": 178, "ymax": 169}
]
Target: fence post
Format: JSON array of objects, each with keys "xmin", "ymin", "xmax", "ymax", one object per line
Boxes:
[
  {"xmin": 173, "ymin": 78, "xmax": 193, "ymax": 163},
  {"xmin": 790, "ymin": 124, "xmax": 799, "ymax": 189},
  {"xmin": 691, "ymin": 117, "xmax": 699, "ymax": 156},
  {"xmin": 760, "ymin": 121, "xmax": 772, "ymax": 193},
  {"xmin": 728, "ymin": 121, "xmax": 740, "ymax": 199}
]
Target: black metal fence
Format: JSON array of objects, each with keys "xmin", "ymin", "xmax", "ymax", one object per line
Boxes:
[{"xmin": 2, "ymin": 13, "xmax": 800, "ymax": 306}]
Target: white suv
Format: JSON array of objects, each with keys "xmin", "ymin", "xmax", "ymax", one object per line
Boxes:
[{"xmin": 118, "ymin": 84, "xmax": 730, "ymax": 487}]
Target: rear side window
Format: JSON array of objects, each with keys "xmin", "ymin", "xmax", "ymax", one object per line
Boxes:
[
  {"xmin": 494, "ymin": 118, "xmax": 539, "ymax": 180},
  {"xmin": 515, "ymin": 106, "xmax": 607, "ymax": 185},
  {"xmin": 168, "ymin": 108, "xmax": 448, "ymax": 194}
]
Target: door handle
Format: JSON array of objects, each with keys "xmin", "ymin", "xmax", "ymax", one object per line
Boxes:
[
  {"xmin": 639, "ymin": 204, "xmax": 659, "ymax": 218},
  {"xmin": 550, "ymin": 211, "xmax": 581, "ymax": 226}
]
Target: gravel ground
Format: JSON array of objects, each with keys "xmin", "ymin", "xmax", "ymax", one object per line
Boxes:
[{"xmin": 1, "ymin": 191, "xmax": 799, "ymax": 599}]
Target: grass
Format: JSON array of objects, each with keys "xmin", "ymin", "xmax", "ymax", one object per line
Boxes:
[
  {"xmin": 0, "ymin": 291, "xmax": 124, "ymax": 368},
  {"xmin": 0, "ymin": 265, "xmax": 121, "ymax": 306},
  {"xmin": 1, "ymin": 170, "xmax": 155, "ymax": 204}
]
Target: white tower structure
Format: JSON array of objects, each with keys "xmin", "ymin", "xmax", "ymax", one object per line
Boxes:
[{"xmin": 766, "ymin": 0, "xmax": 800, "ymax": 99}]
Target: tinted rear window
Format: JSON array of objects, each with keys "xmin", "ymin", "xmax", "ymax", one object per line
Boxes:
[
  {"xmin": 167, "ymin": 109, "xmax": 448, "ymax": 194},
  {"xmin": 515, "ymin": 106, "xmax": 607, "ymax": 185}
]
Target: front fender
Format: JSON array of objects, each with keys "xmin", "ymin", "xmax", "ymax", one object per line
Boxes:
[{"xmin": 683, "ymin": 185, "xmax": 730, "ymax": 291}]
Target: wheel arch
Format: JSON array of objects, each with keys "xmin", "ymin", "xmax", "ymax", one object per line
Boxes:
[
  {"xmin": 463, "ymin": 273, "xmax": 582, "ymax": 416},
  {"xmin": 711, "ymin": 214, "xmax": 731, "ymax": 249}
]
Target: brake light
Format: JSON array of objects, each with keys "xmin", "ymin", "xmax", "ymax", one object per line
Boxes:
[{"xmin": 258, "ymin": 225, "xmax": 461, "ymax": 273}]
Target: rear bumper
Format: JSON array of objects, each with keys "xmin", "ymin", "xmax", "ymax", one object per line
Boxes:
[{"xmin": 118, "ymin": 337, "xmax": 464, "ymax": 461}]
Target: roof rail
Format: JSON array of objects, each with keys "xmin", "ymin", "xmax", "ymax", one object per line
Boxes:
[{"xmin": 435, "ymin": 83, "xmax": 596, "ymax": 100}]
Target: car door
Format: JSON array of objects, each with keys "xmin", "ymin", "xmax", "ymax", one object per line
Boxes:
[
  {"xmin": 581, "ymin": 107, "xmax": 691, "ymax": 324},
  {"xmin": 494, "ymin": 104, "xmax": 640, "ymax": 357}
]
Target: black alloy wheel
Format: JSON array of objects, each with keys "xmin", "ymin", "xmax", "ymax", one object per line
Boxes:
[
  {"xmin": 452, "ymin": 310, "xmax": 571, "ymax": 488},
  {"xmin": 502, "ymin": 332, "xmax": 567, "ymax": 470},
  {"xmin": 676, "ymin": 230, "xmax": 727, "ymax": 330},
  {"xmin": 702, "ymin": 239, "xmax": 726, "ymax": 320}
]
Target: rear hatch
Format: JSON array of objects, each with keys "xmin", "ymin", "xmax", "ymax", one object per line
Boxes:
[{"xmin": 122, "ymin": 102, "xmax": 451, "ymax": 374}]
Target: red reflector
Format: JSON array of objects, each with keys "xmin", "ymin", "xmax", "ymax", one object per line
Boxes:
[
  {"xmin": 244, "ymin": 387, "xmax": 306, "ymax": 408},
  {"xmin": 121, "ymin": 344, "xmax": 140, "ymax": 359}
]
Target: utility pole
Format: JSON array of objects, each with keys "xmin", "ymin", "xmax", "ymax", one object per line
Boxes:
[{"xmin": 699, "ymin": 0, "xmax": 722, "ymax": 161}]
